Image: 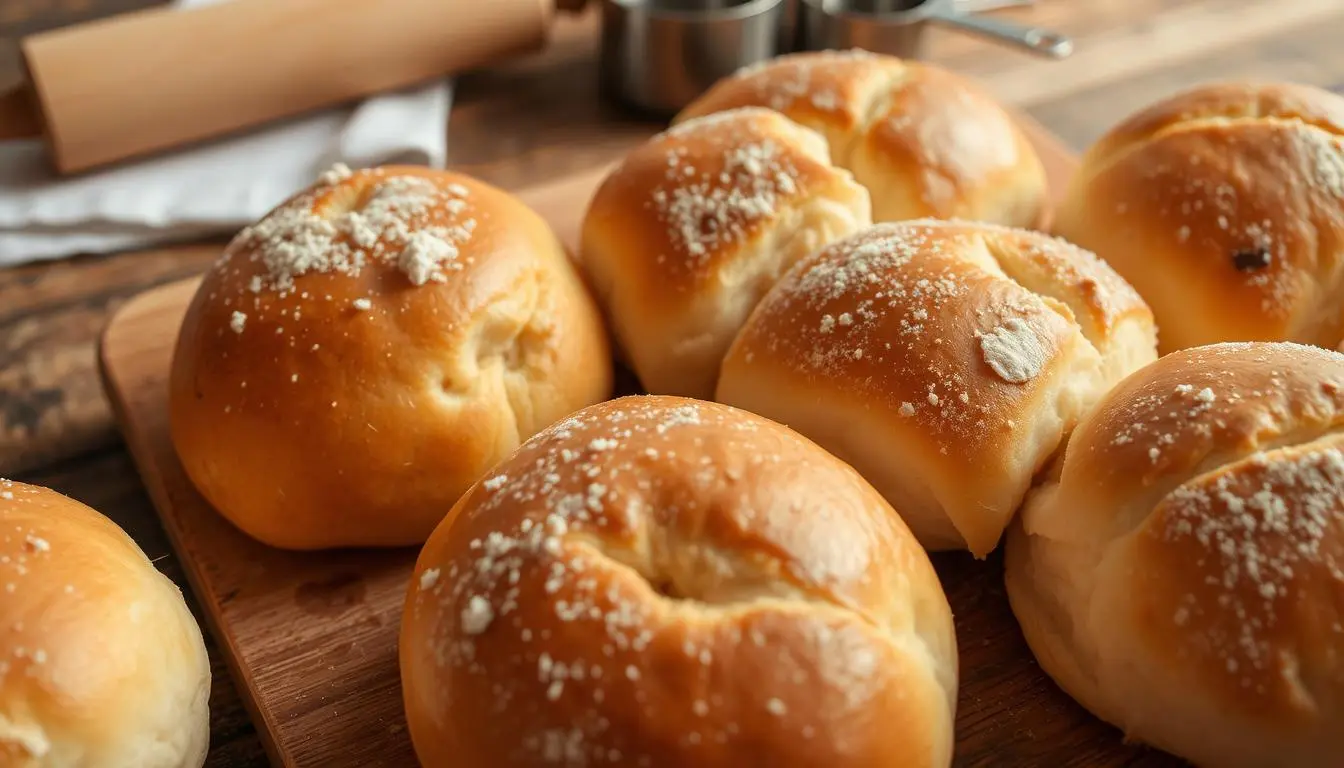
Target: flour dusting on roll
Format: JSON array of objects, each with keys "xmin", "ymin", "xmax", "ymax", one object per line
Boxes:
[
  {"xmin": 677, "ymin": 50, "xmax": 1049, "ymax": 227},
  {"xmin": 171, "ymin": 165, "xmax": 612, "ymax": 550},
  {"xmin": 1005, "ymin": 341, "xmax": 1344, "ymax": 767},
  {"xmin": 717, "ymin": 220, "xmax": 1156, "ymax": 556},
  {"xmin": 580, "ymin": 107, "xmax": 871, "ymax": 399},
  {"xmin": 401, "ymin": 396, "xmax": 957, "ymax": 768}
]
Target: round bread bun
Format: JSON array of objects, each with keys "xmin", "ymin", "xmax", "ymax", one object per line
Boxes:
[
  {"xmin": 1056, "ymin": 81, "xmax": 1344, "ymax": 354},
  {"xmin": 0, "ymin": 480, "xmax": 210, "ymax": 767},
  {"xmin": 717, "ymin": 220, "xmax": 1157, "ymax": 557},
  {"xmin": 1004, "ymin": 342, "xmax": 1344, "ymax": 767},
  {"xmin": 401, "ymin": 395, "xmax": 958, "ymax": 768},
  {"xmin": 579, "ymin": 107, "xmax": 871, "ymax": 399},
  {"xmin": 170, "ymin": 165, "xmax": 613, "ymax": 550},
  {"xmin": 676, "ymin": 50, "xmax": 1049, "ymax": 228}
]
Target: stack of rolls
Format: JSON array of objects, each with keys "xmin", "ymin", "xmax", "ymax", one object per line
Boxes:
[
  {"xmin": 582, "ymin": 50, "xmax": 1055, "ymax": 399},
  {"xmin": 152, "ymin": 43, "xmax": 1344, "ymax": 768}
]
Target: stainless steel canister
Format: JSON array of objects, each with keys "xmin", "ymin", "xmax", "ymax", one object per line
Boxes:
[{"xmin": 599, "ymin": 0, "xmax": 788, "ymax": 116}]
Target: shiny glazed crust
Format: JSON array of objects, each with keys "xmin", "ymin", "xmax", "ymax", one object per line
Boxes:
[
  {"xmin": 1005, "ymin": 342, "xmax": 1344, "ymax": 767},
  {"xmin": 676, "ymin": 50, "xmax": 1049, "ymax": 227},
  {"xmin": 1056, "ymin": 81, "xmax": 1344, "ymax": 353},
  {"xmin": 0, "ymin": 480, "xmax": 211, "ymax": 768},
  {"xmin": 169, "ymin": 165, "xmax": 613, "ymax": 549},
  {"xmin": 580, "ymin": 107, "xmax": 871, "ymax": 398},
  {"xmin": 401, "ymin": 396, "xmax": 958, "ymax": 768},
  {"xmin": 717, "ymin": 220, "xmax": 1156, "ymax": 556}
]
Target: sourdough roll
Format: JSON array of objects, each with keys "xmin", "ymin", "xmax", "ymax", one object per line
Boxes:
[
  {"xmin": 170, "ymin": 165, "xmax": 612, "ymax": 550},
  {"xmin": 0, "ymin": 480, "xmax": 210, "ymax": 767},
  {"xmin": 676, "ymin": 50, "xmax": 1049, "ymax": 227},
  {"xmin": 401, "ymin": 396, "xmax": 958, "ymax": 768},
  {"xmin": 580, "ymin": 107, "xmax": 871, "ymax": 398},
  {"xmin": 717, "ymin": 220, "xmax": 1156, "ymax": 556},
  {"xmin": 1056, "ymin": 81, "xmax": 1344, "ymax": 353},
  {"xmin": 1005, "ymin": 342, "xmax": 1344, "ymax": 767}
]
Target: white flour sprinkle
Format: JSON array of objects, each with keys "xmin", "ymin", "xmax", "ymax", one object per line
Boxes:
[
  {"xmin": 1160, "ymin": 444, "xmax": 1344, "ymax": 681},
  {"xmin": 979, "ymin": 318, "xmax": 1050, "ymax": 384},
  {"xmin": 318, "ymin": 162, "xmax": 353, "ymax": 186},
  {"xmin": 650, "ymin": 110, "xmax": 807, "ymax": 265},
  {"xmin": 460, "ymin": 595, "xmax": 495, "ymax": 635},
  {"xmin": 352, "ymin": 298, "xmax": 372, "ymax": 312},
  {"xmin": 419, "ymin": 568, "xmax": 440, "ymax": 591},
  {"xmin": 765, "ymin": 698, "xmax": 788, "ymax": 716},
  {"xmin": 229, "ymin": 171, "xmax": 475, "ymax": 294},
  {"xmin": 229, "ymin": 311, "xmax": 247, "ymax": 334}
]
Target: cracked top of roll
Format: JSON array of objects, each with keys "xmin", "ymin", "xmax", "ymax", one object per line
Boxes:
[
  {"xmin": 401, "ymin": 395, "xmax": 957, "ymax": 768},
  {"xmin": 717, "ymin": 220, "xmax": 1156, "ymax": 556},
  {"xmin": 1056, "ymin": 81, "xmax": 1344, "ymax": 353},
  {"xmin": 675, "ymin": 50, "xmax": 1049, "ymax": 227}
]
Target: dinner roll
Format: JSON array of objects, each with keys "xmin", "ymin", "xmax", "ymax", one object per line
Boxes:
[
  {"xmin": 170, "ymin": 165, "xmax": 612, "ymax": 550},
  {"xmin": 401, "ymin": 396, "xmax": 957, "ymax": 768},
  {"xmin": 1056, "ymin": 81, "xmax": 1344, "ymax": 354},
  {"xmin": 1005, "ymin": 342, "xmax": 1344, "ymax": 767},
  {"xmin": 676, "ymin": 50, "xmax": 1049, "ymax": 227},
  {"xmin": 0, "ymin": 480, "xmax": 210, "ymax": 767},
  {"xmin": 717, "ymin": 220, "xmax": 1157, "ymax": 556},
  {"xmin": 580, "ymin": 107, "xmax": 871, "ymax": 399}
]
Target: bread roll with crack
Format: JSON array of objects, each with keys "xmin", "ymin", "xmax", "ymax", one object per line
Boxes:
[
  {"xmin": 170, "ymin": 165, "xmax": 613, "ymax": 550},
  {"xmin": 676, "ymin": 50, "xmax": 1048, "ymax": 227},
  {"xmin": 0, "ymin": 480, "xmax": 210, "ymax": 767},
  {"xmin": 1056, "ymin": 81, "xmax": 1344, "ymax": 354},
  {"xmin": 1004, "ymin": 342, "xmax": 1344, "ymax": 767},
  {"xmin": 716, "ymin": 220, "xmax": 1157, "ymax": 556},
  {"xmin": 401, "ymin": 396, "xmax": 958, "ymax": 768},
  {"xmin": 579, "ymin": 107, "xmax": 871, "ymax": 399}
]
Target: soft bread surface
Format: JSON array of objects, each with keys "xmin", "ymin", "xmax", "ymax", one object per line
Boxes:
[
  {"xmin": 0, "ymin": 480, "xmax": 210, "ymax": 768},
  {"xmin": 717, "ymin": 220, "xmax": 1156, "ymax": 556},
  {"xmin": 580, "ymin": 107, "xmax": 871, "ymax": 399},
  {"xmin": 1056, "ymin": 81, "xmax": 1344, "ymax": 353},
  {"xmin": 401, "ymin": 396, "xmax": 958, "ymax": 768},
  {"xmin": 1005, "ymin": 342, "xmax": 1344, "ymax": 767},
  {"xmin": 676, "ymin": 50, "xmax": 1049, "ymax": 227},
  {"xmin": 170, "ymin": 165, "xmax": 612, "ymax": 550}
]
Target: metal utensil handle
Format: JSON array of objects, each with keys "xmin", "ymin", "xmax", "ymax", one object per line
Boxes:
[
  {"xmin": 955, "ymin": 0, "xmax": 1034, "ymax": 12},
  {"xmin": 930, "ymin": 9, "xmax": 1072, "ymax": 58}
]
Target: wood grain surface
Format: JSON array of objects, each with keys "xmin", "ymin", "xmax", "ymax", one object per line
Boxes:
[
  {"xmin": 7, "ymin": 0, "xmax": 1344, "ymax": 765},
  {"xmin": 97, "ymin": 116, "xmax": 1180, "ymax": 768}
]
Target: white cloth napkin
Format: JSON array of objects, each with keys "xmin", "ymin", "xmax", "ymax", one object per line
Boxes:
[{"xmin": 0, "ymin": 0, "xmax": 454, "ymax": 267}]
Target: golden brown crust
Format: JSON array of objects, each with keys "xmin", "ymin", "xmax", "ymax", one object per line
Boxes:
[
  {"xmin": 717, "ymin": 220, "xmax": 1156, "ymax": 556},
  {"xmin": 1057, "ymin": 81, "xmax": 1344, "ymax": 354},
  {"xmin": 170, "ymin": 166, "xmax": 612, "ymax": 550},
  {"xmin": 676, "ymin": 51, "xmax": 1048, "ymax": 227},
  {"xmin": 1006, "ymin": 342, "xmax": 1344, "ymax": 767},
  {"xmin": 580, "ymin": 108, "xmax": 870, "ymax": 398},
  {"xmin": 0, "ymin": 480, "xmax": 210, "ymax": 768},
  {"xmin": 400, "ymin": 396, "xmax": 957, "ymax": 768}
]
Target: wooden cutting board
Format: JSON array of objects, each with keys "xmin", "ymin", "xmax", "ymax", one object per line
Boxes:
[{"xmin": 98, "ymin": 119, "xmax": 1181, "ymax": 768}]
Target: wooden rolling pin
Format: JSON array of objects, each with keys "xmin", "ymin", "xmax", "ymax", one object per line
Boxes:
[{"xmin": 9, "ymin": 0, "xmax": 591, "ymax": 174}]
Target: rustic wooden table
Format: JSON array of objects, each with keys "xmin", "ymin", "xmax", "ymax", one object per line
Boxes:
[{"xmin": 4, "ymin": 0, "xmax": 1344, "ymax": 765}]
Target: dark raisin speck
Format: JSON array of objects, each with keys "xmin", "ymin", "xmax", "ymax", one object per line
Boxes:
[{"xmin": 1232, "ymin": 248, "xmax": 1271, "ymax": 272}]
